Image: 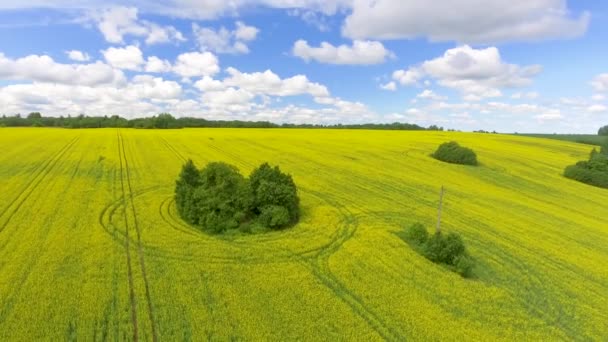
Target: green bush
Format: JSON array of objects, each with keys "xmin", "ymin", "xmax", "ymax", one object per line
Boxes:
[
  {"xmin": 432, "ymin": 141, "xmax": 478, "ymax": 165},
  {"xmin": 404, "ymin": 223, "xmax": 428, "ymax": 245},
  {"xmin": 401, "ymin": 223, "xmax": 475, "ymax": 278},
  {"xmin": 258, "ymin": 205, "xmax": 291, "ymax": 229},
  {"xmin": 174, "ymin": 159, "xmax": 201, "ymax": 224},
  {"xmin": 564, "ymin": 149, "xmax": 608, "ymax": 189},
  {"xmin": 598, "ymin": 125, "xmax": 608, "ymax": 136},
  {"xmin": 174, "ymin": 160, "xmax": 300, "ymax": 233},
  {"xmin": 249, "ymin": 162, "xmax": 299, "ymax": 225}
]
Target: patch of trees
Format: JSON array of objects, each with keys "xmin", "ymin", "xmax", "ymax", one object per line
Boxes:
[
  {"xmin": 432, "ymin": 141, "xmax": 478, "ymax": 166},
  {"xmin": 175, "ymin": 160, "xmax": 300, "ymax": 234},
  {"xmin": 564, "ymin": 146, "xmax": 608, "ymax": 189},
  {"xmin": 402, "ymin": 223, "xmax": 475, "ymax": 277},
  {"xmin": 598, "ymin": 125, "xmax": 608, "ymax": 136},
  {"xmin": 0, "ymin": 113, "xmax": 446, "ymax": 131}
]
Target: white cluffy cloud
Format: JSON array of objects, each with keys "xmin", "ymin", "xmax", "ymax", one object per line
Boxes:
[
  {"xmin": 342, "ymin": 0, "xmax": 590, "ymax": 44},
  {"xmin": 172, "ymin": 52, "xmax": 220, "ymax": 78},
  {"xmin": 65, "ymin": 50, "xmax": 90, "ymax": 62},
  {"xmin": 102, "ymin": 45, "xmax": 144, "ymax": 70},
  {"xmin": 0, "ymin": 53, "xmax": 125, "ymax": 86},
  {"xmin": 192, "ymin": 21, "xmax": 259, "ymax": 54},
  {"xmin": 391, "ymin": 45, "xmax": 542, "ymax": 100},
  {"xmin": 292, "ymin": 40, "xmax": 392, "ymax": 65},
  {"xmin": 90, "ymin": 6, "xmax": 185, "ymax": 45}
]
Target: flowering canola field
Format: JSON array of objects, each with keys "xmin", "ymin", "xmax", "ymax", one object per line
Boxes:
[{"xmin": 0, "ymin": 128, "xmax": 606, "ymax": 341}]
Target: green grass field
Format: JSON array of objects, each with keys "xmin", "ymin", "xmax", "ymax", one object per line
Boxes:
[
  {"xmin": 0, "ymin": 128, "xmax": 606, "ymax": 340},
  {"xmin": 517, "ymin": 133, "xmax": 607, "ymax": 146}
]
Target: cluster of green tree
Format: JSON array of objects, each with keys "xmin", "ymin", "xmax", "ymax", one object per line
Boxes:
[
  {"xmin": 431, "ymin": 141, "xmax": 478, "ymax": 166},
  {"xmin": 0, "ymin": 113, "xmax": 444, "ymax": 131},
  {"xmin": 599, "ymin": 125, "xmax": 608, "ymax": 136},
  {"xmin": 402, "ymin": 223, "xmax": 475, "ymax": 277},
  {"xmin": 564, "ymin": 146, "xmax": 608, "ymax": 189},
  {"xmin": 175, "ymin": 160, "xmax": 300, "ymax": 234}
]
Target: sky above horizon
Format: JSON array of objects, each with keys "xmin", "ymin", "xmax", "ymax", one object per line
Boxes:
[{"xmin": 0, "ymin": 1, "xmax": 606, "ymax": 133}]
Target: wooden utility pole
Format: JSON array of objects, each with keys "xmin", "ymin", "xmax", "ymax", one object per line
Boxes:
[{"xmin": 436, "ymin": 186, "xmax": 445, "ymax": 234}]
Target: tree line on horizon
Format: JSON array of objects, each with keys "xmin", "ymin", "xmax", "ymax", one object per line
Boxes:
[{"xmin": 0, "ymin": 112, "xmax": 444, "ymax": 131}]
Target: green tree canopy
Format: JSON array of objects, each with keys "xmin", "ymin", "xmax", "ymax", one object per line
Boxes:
[{"xmin": 432, "ymin": 141, "xmax": 478, "ymax": 166}]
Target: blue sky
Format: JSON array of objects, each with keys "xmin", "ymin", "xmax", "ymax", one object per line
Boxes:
[{"xmin": 0, "ymin": 1, "xmax": 606, "ymax": 133}]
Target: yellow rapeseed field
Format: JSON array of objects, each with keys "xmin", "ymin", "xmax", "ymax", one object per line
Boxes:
[{"xmin": 0, "ymin": 127, "xmax": 606, "ymax": 340}]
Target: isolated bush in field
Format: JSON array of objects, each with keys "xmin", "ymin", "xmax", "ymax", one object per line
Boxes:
[
  {"xmin": 423, "ymin": 232, "xmax": 466, "ymax": 265},
  {"xmin": 401, "ymin": 223, "xmax": 475, "ymax": 278},
  {"xmin": 404, "ymin": 223, "xmax": 428, "ymax": 245},
  {"xmin": 175, "ymin": 160, "xmax": 299, "ymax": 233},
  {"xmin": 564, "ymin": 149, "xmax": 608, "ymax": 189},
  {"xmin": 432, "ymin": 141, "xmax": 478, "ymax": 165},
  {"xmin": 249, "ymin": 162, "xmax": 300, "ymax": 226}
]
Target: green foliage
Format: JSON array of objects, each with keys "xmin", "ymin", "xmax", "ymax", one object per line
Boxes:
[
  {"xmin": 598, "ymin": 125, "xmax": 608, "ymax": 136},
  {"xmin": 191, "ymin": 162, "xmax": 252, "ymax": 233},
  {"xmin": 404, "ymin": 223, "xmax": 428, "ymax": 245},
  {"xmin": 258, "ymin": 205, "xmax": 291, "ymax": 229},
  {"xmin": 564, "ymin": 148, "xmax": 608, "ymax": 189},
  {"xmin": 174, "ymin": 159, "xmax": 201, "ymax": 224},
  {"xmin": 249, "ymin": 162, "xmax": 300, "ymax": 226},
  {"xmin": 0, "ymin": 113, "xmax": 445, "ymax": 131},
  {"xmin": 401, "ymin": 223, "xmax": 475, "ymax": 278},
  {"xmin": 175, "ymin": 161, "xmax": 300, "ymax": 233},
  {"xmin": 432, "ymin": 141, "xmax": 478, "ymax": 166}
]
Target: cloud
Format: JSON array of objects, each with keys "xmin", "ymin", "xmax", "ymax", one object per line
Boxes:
[
  {"xmin": 511, "ymin": 91, "xmax": 540, "ymax": 99},
  {"xmin": 222, "ymin": 67, "xmax": 330, "ymax": 97},
  {"xmin": 89, "ymin": 6, "xmax": 185, "ymax": 45},
  {"xmin": 192, "ymin": 21, "xmax": 259, "ymax": 54},
  {"xmin": 380, "ymin": 81, "xmax": 396, "ymax": 91},
  {"xmin": 342, "ymin": 0, "xmax": 590, "ymax": 44},
  {"xmin": 145, "ymin": 56, "xmax": 172, "ymax": 73},
  {"xmin": 288, "ymin": 9, "xmax": 332, "ymax": 32},
  {"xmin": 172, "ymin": 52, "xmax": 220, "ymax": 78},
  {"xmin": 0, "ymin": 53, "xmax": 125, "ymax": 86},
  {"xmin": 587, "ymin": 104, "xmax": 607, "ymax": 113},
  {"xmin": 534, "ymin": 109, "xmax": 563, "ymax": 122},
  {"xmin": 193, "ymin": 76, "xmax": 226, "ymax": 92},
  {"xmin": 0, "ymin": 75, "xmax": 182, "ymax": 118},
  {"xmin": 102, "ymin": 45, "xmax": 144, "ymax": 70},
  {"xmin": 391, "ymin": 46, "xmax": 542, "ymax": 99},
  {"xmin": 292, "ymin": 40, "xmax": 392, "ymax": 65},
  {"xmin": 416, "ymin": 89, "xmax": 446, "ymax": 101},
  {"xmin": 591, "ymin": 73, "xmax": 608, "ymax": 92},
  {"xmin": 392, "ymin": 68, "xmax": 423, "ymax": 86},
  {"xmin": 66, "ymin": 50, "xmax": 91, "ymax": 62}
]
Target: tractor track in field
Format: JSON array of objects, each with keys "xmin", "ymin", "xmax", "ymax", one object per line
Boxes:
[
  {"xmin": 0, "ymin": 137, "xmax": 79, "ymax": 237},
  {"xmin": 117, "ymin": 130, "xmax": 158, "ymax": 342}
]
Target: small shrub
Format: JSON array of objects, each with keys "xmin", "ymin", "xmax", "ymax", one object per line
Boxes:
[
  {"xmin": 258, "ymin": 205, "xmax": 291, "ymax": 229},
  {"xmin": 454, "ymin": 254, "xmax": 475, "ymax": 277},
  {"xmin": 564, "ymin": 149, "xmax": 608, "ymax": 189},
  {"xmin": 401, "ymin": 223, "xmax": 475, "ymax": 278},
  {"xmin": 404, "ymin": 223, "xmax": 428, "ymax": 245},
  {"xmin": 432, "ymin": 141, "xmax": 478, "ymax": 165}
]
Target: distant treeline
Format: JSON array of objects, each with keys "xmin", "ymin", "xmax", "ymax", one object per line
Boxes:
[{"xmin": 0, "ymin": 112, "xmax": 444, "ymax": 131}]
